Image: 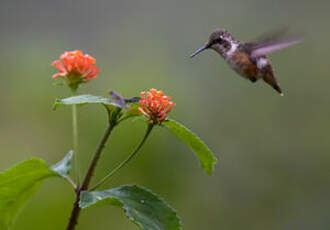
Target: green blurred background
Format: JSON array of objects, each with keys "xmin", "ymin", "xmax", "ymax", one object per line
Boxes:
[{"xmin": 1, "ymin": 0, "xmax": 330, "ymax": 229}]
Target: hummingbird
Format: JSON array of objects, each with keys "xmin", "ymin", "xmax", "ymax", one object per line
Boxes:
[{"xmin": 190, "ymin": 28, "xmax": 302, "ymax": 95}]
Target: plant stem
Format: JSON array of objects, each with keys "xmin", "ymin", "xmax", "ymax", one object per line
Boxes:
[
  {"xmin": 71, "ymin": 90, "xmax": 80, "ymax": 185},
  {"xmin": 90, "ymin": 124, "xmax": 154, "ymax": 191},
  {"xmin": 66, "ymin": 123, "xmax": 114, "ymax": 230}
]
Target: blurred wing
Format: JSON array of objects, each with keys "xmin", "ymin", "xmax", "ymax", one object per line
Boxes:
[
  {"xmin": 248, "ymin": 27, "xmax": 291, "ymax": 45},
  {"xmin": 249, "ymin": 37, "xmax": 303, "ymax": 57},
  {"xmin": 244, "ymin": 27, "xmax": 303, "ymax": 57}
]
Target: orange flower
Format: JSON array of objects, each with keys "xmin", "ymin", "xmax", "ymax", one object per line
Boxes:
[
  {"xmin": 51, "ymin": 50, "xmax": 100, "ymax": 89},
  {"xmin": 139, "ymin": 88, "xmax": 175, "ymax": 124}
]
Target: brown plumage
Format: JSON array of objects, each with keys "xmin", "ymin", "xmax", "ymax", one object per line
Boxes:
[{"xmin": 190, "ymin": 28, "xmax": 302, "ymax": 95}]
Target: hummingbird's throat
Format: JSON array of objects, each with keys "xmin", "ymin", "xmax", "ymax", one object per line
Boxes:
[
  {"xmin": 226, "ymin": 42, "xmax": 238, "ymax": 56},
  {"xmin": 212, "ymin": 39, "xmax": 239, "ymax": 59}
]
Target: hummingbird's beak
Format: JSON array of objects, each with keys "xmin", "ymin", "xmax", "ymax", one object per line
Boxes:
[{"xmin": 190, "ymin": 45, "xmax": 208, "ymax": 58}]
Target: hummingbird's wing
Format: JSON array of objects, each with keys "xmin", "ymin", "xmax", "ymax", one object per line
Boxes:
[
  {"xmin": 248, "ymin": 27, "xmax": 291, "ymax": 45},
  {"xmin": 244, "ymin": 28, "xmax": 303, "ymax": 58},
  {"xmin": 249, "ymin": 38, "xmax": 302, "ymax": 58}
]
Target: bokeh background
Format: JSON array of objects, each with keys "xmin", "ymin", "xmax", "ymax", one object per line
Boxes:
[{"xmin": 1, "ymin": 0, "xmax": 330, "ymax": 229}]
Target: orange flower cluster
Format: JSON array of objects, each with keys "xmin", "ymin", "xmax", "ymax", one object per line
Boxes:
[
  {"xmin": 139, "ymin": 88, "xmax": 175, "ymax": 124},
  {"xmin": 52, "ymin": 50, "xmax": 99, "ymax": 85}
]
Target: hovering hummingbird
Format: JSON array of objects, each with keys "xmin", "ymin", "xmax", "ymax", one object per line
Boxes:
[{"xmin": 190, "ymin": 28, "xmax": 302, "ymax": 95}]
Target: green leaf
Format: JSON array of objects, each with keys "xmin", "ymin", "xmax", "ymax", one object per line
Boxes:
[
  {"xmin": 163, "ymin": 119, "xmax": 217, "ymax": 175},
  {"xmin": 53, "ymin": 94, "xmax": 112, "ymax": 110},
  {"xmin": 0, "ymin": 152, "xmax": 75, "ymax": 229},
  {"xmin": 50, "ymin": 150, "xmax": 73, "ymax": 180},
  {"xmin": 53, "ymin": 94, "xmax": 140, "ymax": 116},
  {"xmin": 80, "ymin": 185, "xmax": 181, "ymax": 230},
  {"xmin": 119, "ymin": 104, "xmax": 143, "ymax": 122},
  {"xmin": 0, "ymin": 159, "xmax": 57, "ymax": 229}
]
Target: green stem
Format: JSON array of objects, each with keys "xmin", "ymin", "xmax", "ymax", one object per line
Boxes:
[
  {"xmin": 66, "ymin": 122, "xmax": 115, "ymax": 230},
  {"xmin": 71, "ymin": 90, "xmax": 80, "ymax": 185},
  {"xmin": 90, "ymin": 123, "xmax": 154, "ymax": 190}
]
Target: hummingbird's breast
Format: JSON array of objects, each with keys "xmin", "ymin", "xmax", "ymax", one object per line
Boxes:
[
  {"xmin": 227, "ymin": 50, "xmax": 271, "ymax": 81},
  {"xmin": 227, "ymin": 51, "xmax": 259, "ymax": 78},
  {"xmin": 212, "ymin": 40, "xmax": 270, "ymax": 81}
]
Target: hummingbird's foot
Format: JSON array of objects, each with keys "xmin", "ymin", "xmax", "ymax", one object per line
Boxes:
[{"xmin": 250, "ymin": 77, "xmax": 257, "ymax": 83}]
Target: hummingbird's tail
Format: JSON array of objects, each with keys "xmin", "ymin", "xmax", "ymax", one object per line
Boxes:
[{"xmin": 263, "ymin": 71, "xmax": 283, "ymax": 96}]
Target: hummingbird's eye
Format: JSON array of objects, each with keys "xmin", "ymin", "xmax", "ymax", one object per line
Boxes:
[{"xmin": 215, "ymin": 37, "xmax": 223, "ymax": 44}]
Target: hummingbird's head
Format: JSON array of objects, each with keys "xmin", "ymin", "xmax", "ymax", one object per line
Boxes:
[{"xmin": 190, "ymin": 29, "xmax": 235, "ymax": 58}]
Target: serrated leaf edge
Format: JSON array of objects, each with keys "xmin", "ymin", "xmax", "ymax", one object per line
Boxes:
[{"xmin": 80, "ymin": 184, "xmax": 183, "ymax": 230}]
